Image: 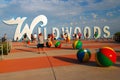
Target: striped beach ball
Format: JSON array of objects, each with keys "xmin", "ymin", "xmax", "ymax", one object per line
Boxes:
[
  {"xmin": 77, "ymin": 49, "xmax": 91, "ymax": 62},
  {"xmin": 55, "ymin": 41, "xmax": 61, "ymax": 48},
  {"xmin": 96, "ymin": 47, "xmax": 117, "ymax": 67},
  {"xmin": 46, "ymin": 41, "xmax": 52, "ymax": 48},
  {"xmin": 73, "ymin": 40, "xmax": 82, "ymax": 49},
  {"xmin": 66, "ymin": 36, "xmax": 70, "ymax": 42}
]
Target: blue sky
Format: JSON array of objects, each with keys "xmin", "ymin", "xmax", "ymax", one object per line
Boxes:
[{"xmin": 0, "ymin": 0, "xmax": 120, "ymax": 39}]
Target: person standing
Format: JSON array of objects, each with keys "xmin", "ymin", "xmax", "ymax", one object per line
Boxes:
[
  {"xmin": 2, "ymin": 33, "xmax": 7, "ymax": 42},
  {"xmin": 86, "ymin": 31, "xmax": 89, "ymax": 40},
  {"xmin": 23, "ymin": 33, "xmax": 27, "ymax": 41},
  {"xmin": 37, "ymin": 33, "xmax": 46, "ymax": 54},
  {"xmin": 23, "ymin": 33, "xmax": 28, "ymax": 46},
  {"xmin": 33, "ymin": 33, "xmax": 37, "ymax": 43},
  {"xmin": 47, "ymin": 34, "xmax": 52, "ymax": 42},
  {"xmin": 31, "ymin": 34, "xmax": 34, "ymax": 43},
  {"xmin": 46, "ymin": 34, "xmax": 52, "ymax": 47},
  {"xmin": 64, "ymin": 33, "xmax": 68, "ymax": 45},
  {"xmin": 64, "ymin": 33, "xmax": 68, "ymax": 40},
  {"xmin": 72, "ymin": 33, "xmax": 75, "ymax": 40},
  {"xmin": 74, "ymin": 33, "xmax": 78, "ymax": 40},
  {"xmin": 94, "ymin": 31, "xmax": 98, "ymax": 41},
  {"xmin": 51, "ymin": 33, "xmax": 56, "ymax": 44},
  {"xmin": 78, "ymin": 32, "xmax": 82, "ymax": 40}
]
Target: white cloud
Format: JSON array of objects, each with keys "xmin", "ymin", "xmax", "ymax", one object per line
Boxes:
[
  {"xmin": 91, "ymin": 13, "xmax": 97, "ymax": 19},
  {"xmin": 101, "ymin": 18, "xmax": 107, "ymax": 22},
  {"xmin": 118, "ymin": 9, "xmax": 120, "ymax": 12},
  {"xmin": 1, "ymin": 0, "xmax": 120, "ymax": 17},
  {"xmin": 106, "ymin": 12, "xmax": 113, "ymax": 16},
  {"xmin": 0, "ymin": 0, "xmax": 120, "ymax": 39},
  {"xmin": 0, "ymin": 4, "xmax": 7, "ymax": 8}
]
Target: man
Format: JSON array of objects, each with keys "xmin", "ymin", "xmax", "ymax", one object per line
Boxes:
[{"xmin": 37, "ymin": 33, "xmax": 46, "ymax": 54}]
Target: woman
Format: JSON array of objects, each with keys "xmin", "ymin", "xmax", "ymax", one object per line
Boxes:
[{"xmin": 37, "ymin": 33, "xmax": 46, "ymax": 54}]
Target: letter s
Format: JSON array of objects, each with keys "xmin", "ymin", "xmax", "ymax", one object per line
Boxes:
[{"xmin": 103, "ymin": 26, "xmax": 110, "ymax": 38}]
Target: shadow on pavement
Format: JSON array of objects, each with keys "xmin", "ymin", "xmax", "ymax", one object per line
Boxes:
[
  {"xmin": 53, "ymin": 56, "xmax": 97, "ymax": 67},
  {"xmin": 54, "ymin": 56, "xmax": 79, "ymax": 64},
  {"xmin": 16, "ymin": 48, "xmax": 35, "ymax": 52}
]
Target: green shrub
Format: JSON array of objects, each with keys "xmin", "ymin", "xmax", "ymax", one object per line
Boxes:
[
  {"xmin": 114, "ymin": 32, "xmax": 120, "ymax": 42},
  {"xmin": 0, "ymin": 42, "xmax": 11, "ymax": 55},
  {"xmin": 115, "ymin": 32, "xmax": 120, "ymax": 35}
]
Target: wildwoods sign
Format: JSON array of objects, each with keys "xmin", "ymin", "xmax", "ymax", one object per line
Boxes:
[{"xmin": 3, "ymin": 15, "xmax": 110, "ymax": 41}]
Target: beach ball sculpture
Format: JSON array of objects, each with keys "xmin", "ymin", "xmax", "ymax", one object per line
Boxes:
[
  {"xmin": 46, "ymin": 41, "xmax": 52, "ymax": 48},
  {"xmin": 96, "ymin": 47, "xmax": 117, "ymax": 67},
  {"xmin": 66, "ymin": 36, "xmax": 70, "ymax": 42},
  {"xmin": 55, "ymin": 41, "xmax": 61, "ymax": 48},
  {"xmin": 73, "ymin": 40, "xmax": 82, "ymax": 49},
  {"xmin": 77, "ymin": 49, "xmax": 91, "ymax": 62}
]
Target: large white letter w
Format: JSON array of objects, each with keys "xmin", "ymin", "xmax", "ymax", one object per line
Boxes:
[{"xmin": 3, "ymin": 15, "xmax": 47, "ymax": 41}]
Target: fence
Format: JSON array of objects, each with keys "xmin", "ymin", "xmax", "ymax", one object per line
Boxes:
[
  {"xmin": 0, "ymin": 40, "xmax": 12, "ymax": 60},
  {"xmin": 0, "ymin": 44, "xmax": 3, "ymax": 60}
]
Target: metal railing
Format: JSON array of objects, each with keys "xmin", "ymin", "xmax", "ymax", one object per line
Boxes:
[
  {"xmin": 0, "ymin": 39, "xmax": 12, "ymax": 60},
  {"xmin": 0, "ymin": 44, "xmax": 3, "ymax": 60}
]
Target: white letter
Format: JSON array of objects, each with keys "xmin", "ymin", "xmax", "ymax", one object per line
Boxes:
[
  {"xmin": 94, "ymin": 26, "xmax": 101, "ymax": 38},
  {"xmin": 44, "ymin": 27, "xmax": 47, "ymax": 40},
  {"xmin": 103, "ymin": 26, "xmax": 110, "ymax": 38},
  {"xmin": 62, "ymin": 27, "xmax": 65, "ymax": 35},
  {"xmin": 74, "ymin": 27, "xmax": 81, "ymax": 34},
  {"xmin": 52, "ymin": 27, "xmax": 60, "ymax": 39},
  {"xmin": 3, "ymin": 15, "xmax": 48, "ymax": 41},
  {"xmin": 84, "ymin": 26, "xmax": 91, "ymax": 38},
  {"xmin": 38, "ymin": 27, "xmax": 41, "ymax": 34}
]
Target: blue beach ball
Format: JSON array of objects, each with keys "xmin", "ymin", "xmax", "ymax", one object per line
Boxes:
[{"xmin": 77, "ymin": 49, "xmax": 91, "ymax": 62}]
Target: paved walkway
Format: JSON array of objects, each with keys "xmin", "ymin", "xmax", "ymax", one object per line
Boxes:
[{"xmin": 0, "ymin": 40, "xmax": 120, "ymax": 80}]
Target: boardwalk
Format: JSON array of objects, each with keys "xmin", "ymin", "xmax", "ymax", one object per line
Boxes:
[{"xmin": 0, "ymin": 40, "xmax": 120, "ymax": 80}]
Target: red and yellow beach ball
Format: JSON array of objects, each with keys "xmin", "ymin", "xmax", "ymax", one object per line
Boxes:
[{"xmin": 96, "ymin": 47, "xmax": 117, "ymax": 67}]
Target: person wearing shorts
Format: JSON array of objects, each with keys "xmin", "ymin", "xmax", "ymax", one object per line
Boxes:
[{"xmin": 37, "ymin": 33, "xmax": 46, "ymax": 54}]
